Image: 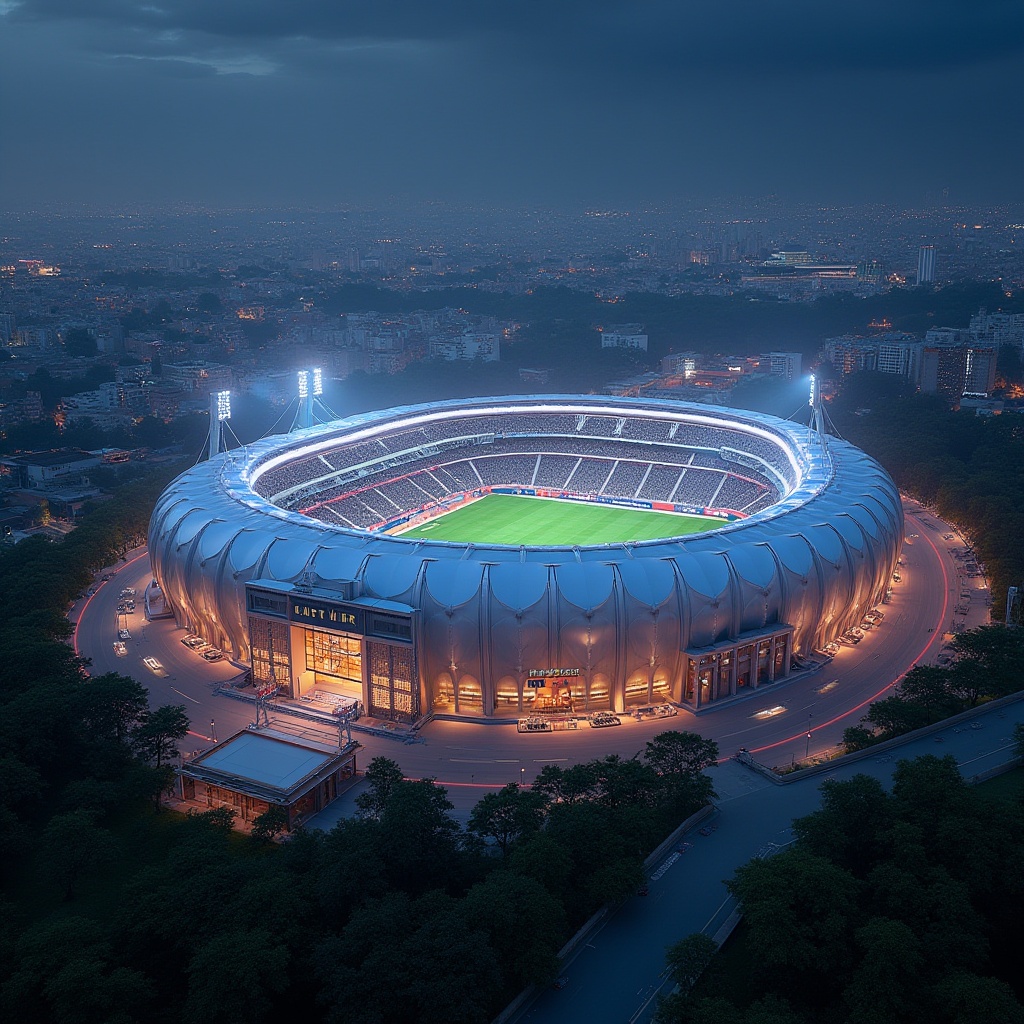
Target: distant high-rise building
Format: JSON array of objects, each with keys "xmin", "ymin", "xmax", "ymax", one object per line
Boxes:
[
  {"xmin": 0, "ymin": 312, "xmax": 14, "ymax": 346},
  {"xmin": 916, "ymin": 245, "xmax": 936, "ymax": 285},
  {"xmin": 969, "ymin": 309, "xmax": 1024, "ymax": 350},
  {"xmin": 764, "ymin": 352, "xmax": 802, "ymax": 380},
  {"xmin": 822, "ymin": 333, "xmax": 920, "ymax": 381},
  {"xmin": 600, "ymin": 325, "xmax": 648, "ymax": 352},
  {"xmin": 918, "ymin": 332, "xmax": 996, "ymax": 402}
]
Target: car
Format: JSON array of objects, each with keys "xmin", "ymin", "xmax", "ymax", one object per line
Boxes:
[
  {"xmin": 202, "ymin": 649, "xmax": 224, "ymax": 662},
  {"xmin": 552, "ymin": 977, "xmax": 569, "ymax": 990},
  {"xmin": 117, "ymin": 628, "xmax": 131, "ymax": 641},
  {"xmin": 637, "ymin": 884, "xmax": 649, "ymax": 896},
  {"xmin": 676, "ymin": 841, "xmax": 694, "ymax": 853},
  {"xmin": 143, "ymin": 656, "xmax": 166, "ymax": 675},
  {"xmin": 112, "ymin": 641, "xmax": 127, "ymax": 657}
]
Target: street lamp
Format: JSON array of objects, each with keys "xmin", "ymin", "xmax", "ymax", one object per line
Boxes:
[{"xmin": 520, "ymin": 767, "xmax": 525, "ymax": 787}]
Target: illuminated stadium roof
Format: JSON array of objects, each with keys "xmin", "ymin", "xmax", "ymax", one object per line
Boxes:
[{"xmin": 149, "ymin": 395, "xmax": 902, "ymax": 714}]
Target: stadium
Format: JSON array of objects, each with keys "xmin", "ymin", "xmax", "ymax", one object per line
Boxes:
[{"xmin": 148, "ymin": 395, "xmax": 903, "ymax": 723}]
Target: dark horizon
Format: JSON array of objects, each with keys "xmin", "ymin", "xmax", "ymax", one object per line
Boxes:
[{"xmin": 2, "ymin": 1, "xmax": 1022, "ymax": 212}]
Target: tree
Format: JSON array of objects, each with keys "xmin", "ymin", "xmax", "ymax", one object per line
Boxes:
[
  {"xmin": 353, "ymin": 755, "xmax": 404, "ymax": 819},
  {"xmin": 949, "ymin": 624, "xmax": 1024, "ymax": 697},
  {"xmin": 664, "ymin": 932, "xmax": 718, "ymax": 993},
  {"xmin": 728, "ymin": 849, "xmax": 859, "ymax": 1002},
  {"xmin": 467, "ymin": 782, "xmax": 546, "ymax": 855},
  {"xmin": 644, "ymin": 730, "xmax": 718, "ymax": 810},
  {"xmin": 133, "ymin": 703, "xmax": 190, "ymax": 769},
  {"xmin": 645, "ymin": 730, "xmax": 719, "ymax": 777},
  {"xmin": 792, "ymin": 774, "xmax": 893, "ymax": 876},
  {"xmin": 133, "ymin": 703, "xmax": 189, "ymax": 809},
  {"xmin": 377, "ymin": 779, "xmax": 464, "ymax": 892},
  {"xmin": 592, "ymin": 754, "xmax": 661, "ymax": 808},
  {"xmin": 39, "ymin": 808, "xmax": 117, "ymax": 900},
  {"xmin": 250, "ymin": 804, "xmax": 289, "ymax": 844},
  {"xmin": 841, "ymin": 725, "xmax": 880, "ymax": 752},
  {"xmin": 4, "ymin": 916, "xmax": 154, "ymax": 1024},
  {"xmin": 841, "ymin": 917, "xmax": 924, "ymax": 1024},
  {"xmin": 890, "ymin": 754, "xmax": 967, "ymax": 830},
  {"xmin": 934, "ymin": 973, "xmax": 1024, "ymax": 1024},
  {"xmin": 532, "ymin": 761, "xmax": 599, "ymax": 804},
  {"xmin": 462, "ymin": 870, "xmax": 567, "ymax": 987},
  {"xmin": 80, "ymin": 672, "xmax": 149, "ymax": 745},
  {"xmin": 185, "ymin": 928, "xmax": 289, "ymax": 1024},
  {"xmin": 196, "ymin": 292, "xmax": 222, "ymax": 313}
]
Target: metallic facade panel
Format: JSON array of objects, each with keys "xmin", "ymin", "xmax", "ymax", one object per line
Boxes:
[{"xmin": 148, "ymin": 395, "xmax": 902, "ymax": 713}]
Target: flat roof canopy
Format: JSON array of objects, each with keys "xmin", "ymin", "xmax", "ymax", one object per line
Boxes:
[{"xmin": 197, "ymin": 731, "xmax": 334, "ymax": 790}]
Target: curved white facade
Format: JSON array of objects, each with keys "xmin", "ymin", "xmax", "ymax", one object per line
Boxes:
[{"xmin": 148, "ymin": 396, "xmax": 902, "ymax": 717}]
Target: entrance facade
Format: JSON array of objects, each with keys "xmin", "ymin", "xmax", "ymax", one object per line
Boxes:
[
  {"xmin": 682, "ymin": 624, "xmax": 794, "ymax": 708},
  {"xmin": 246, "ymin": 580, "xmax": 421, "ymax": 724}
]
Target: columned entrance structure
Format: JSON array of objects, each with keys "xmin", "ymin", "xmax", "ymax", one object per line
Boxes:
[{"xmin": 683, "ymin": 624, "xmax": 794, "ymax": 708}]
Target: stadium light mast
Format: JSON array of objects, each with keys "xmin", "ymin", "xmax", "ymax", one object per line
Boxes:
[
  {"xmin": 209, "ymin": 390, "xmax": 231, "ymax": 460},
  {"xmin": 809, "ymin": 374, "xmax": 827, "ymax": 452},
  {"xmin": 296, "ymin": 367, "xmax": 323, "ymax": 430},
  {"xmin": 297, "ymin": 370, "xmax": 310, "ymax": 430}
]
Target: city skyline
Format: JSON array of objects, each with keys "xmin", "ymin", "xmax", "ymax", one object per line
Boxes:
[{"xmin": 2, "ymin": 1, "xmax": 1023, "ymax": 211}]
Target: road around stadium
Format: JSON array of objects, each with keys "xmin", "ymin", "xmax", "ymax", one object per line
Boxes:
[
  {"xmin": 70, "ymin": 496, "xmax": 989, "ymax": 811},
  {"xmin": 67, "ymin": 498, "xmax": 1007, "ymax": 1024}
]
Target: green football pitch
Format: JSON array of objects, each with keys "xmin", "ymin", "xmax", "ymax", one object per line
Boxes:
[{"xmin": 397, "ymin": 493, "xmax": 720, "ymax": 545}]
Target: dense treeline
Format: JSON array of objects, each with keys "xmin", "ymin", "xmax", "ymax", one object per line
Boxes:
[
  {"xmin": 657, "ymin": 757, "xmax": 1024, "ymax": 1024},
  {"xmin": 829, "ymin": 371, "xmax": 1024, "ymax": 615},
  {"xmin": 0, "ymin": 472, "xmax": 718, "ymax": 1023},
  {"xmin": 841, "ymin": 624, "xmax": 1024, "ymax": 751}
]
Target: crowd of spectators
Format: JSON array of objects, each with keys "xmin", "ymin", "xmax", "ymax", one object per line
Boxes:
[
  {"xmin": 533, "ymin": 455, "xmax": 579, "ymax": 488},
  {"xmin": 714, "ymin": 474, "xmax": 769, "ymax": 512},
  {"xmin": 637, "ymin": 465, "xmax": 685, "ymax": 502},
  {"xmin": 254, "ymin": 409, "xmax": 791, "ymax": 527}
]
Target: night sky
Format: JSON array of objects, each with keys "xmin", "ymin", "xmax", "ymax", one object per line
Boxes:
[{"xmin": 2, "ymin": 0, "xmax": 1022, "ymax": 210}]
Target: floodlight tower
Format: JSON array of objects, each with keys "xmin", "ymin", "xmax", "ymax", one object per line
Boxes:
[
  {"xmin": 809, "ymin": 374, "xmax": 827, "ymax": 452},
  {"xmin": 297, "ymin": 367, "xmax": 324, "ymax": 430},
  {"xmin": 209, "ymin": 390, "xmax": 231, "ymax": 460}
]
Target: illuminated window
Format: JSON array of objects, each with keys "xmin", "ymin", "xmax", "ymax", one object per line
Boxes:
[
  {"xmin": 305, "ymin": 629, "xmax": 362, "ymax": 684},
  {"xmin": 367, "ymin": 641, "xmax": 419, "ymax": 722}
]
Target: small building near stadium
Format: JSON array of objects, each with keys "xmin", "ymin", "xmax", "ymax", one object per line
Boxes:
[{"xmin": 177, "ymin": 730, "xmax": 357, "ymax": 830}]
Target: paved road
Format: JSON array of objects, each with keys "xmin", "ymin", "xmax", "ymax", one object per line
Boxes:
[
  {"xmin": 523, "ymin": 697, "xmax": 1024, "ymax": 1024},
  {"xmin": 72, "ymin": 499, "xmax": 986, "ymax": 780},
  {"xmin": 69, "ymin": 502, "xmax": 1007, "ymax": 1023}
]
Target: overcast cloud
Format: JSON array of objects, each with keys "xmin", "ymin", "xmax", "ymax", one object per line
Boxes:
[{"xmin": 2, "ymin": 0, "xmax": 1022, "ymax": 209}]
